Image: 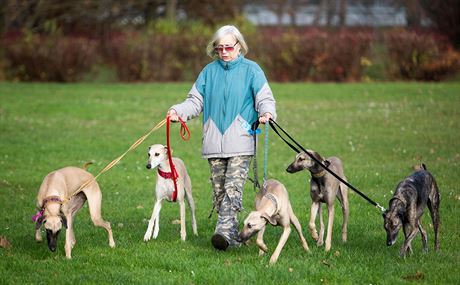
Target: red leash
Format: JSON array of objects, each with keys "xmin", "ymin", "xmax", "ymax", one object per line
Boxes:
[{"xmin": 166, "ymin": 116, "xmax": 190, "ymax": 201}]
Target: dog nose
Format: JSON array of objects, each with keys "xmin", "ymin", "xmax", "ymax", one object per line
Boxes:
[{"xmin": 146, "ymin": 164, "xmax": 151, "ymax": 169}]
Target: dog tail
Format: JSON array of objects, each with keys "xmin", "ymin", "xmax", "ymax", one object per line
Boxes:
[
  {"xmin": 413, "ymin": 163, "xmax": 427, "ymax": 171},
  {"xmin": 82, "ymin": 161, "xmax": 94, "ymax": 170}
]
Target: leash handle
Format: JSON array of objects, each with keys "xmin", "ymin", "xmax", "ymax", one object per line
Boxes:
[{"xmin": 268, "ymin": 118, "xmax": 386, "ymax": 212}]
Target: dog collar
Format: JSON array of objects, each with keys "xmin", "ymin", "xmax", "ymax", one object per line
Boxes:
[
  {"xmin": 42, "ymin": 196, "xmax": 63, "ymax": 207},
  {"xmin": 389, "ymin": 197, "xmax": 406, "ymax": 207},
  {"xmin": 264, "ymin": 193, "xmax": 281, "ymax": 215},
  {"xmin": 158, "ymin": 169, "xmax": 174, "ymax": 179},
  {"xmin": 312, "ymin": 169, "xmax": 326, "ymax": 178}
]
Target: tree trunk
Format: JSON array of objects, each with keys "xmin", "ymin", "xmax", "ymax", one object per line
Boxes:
[
  {"xmin": 166, "ymin": 0, "xmax": 177, "ymax": 21},
  {"xmin": 339, "ymin": 0, "xmax": 347, "ymax": 27}
]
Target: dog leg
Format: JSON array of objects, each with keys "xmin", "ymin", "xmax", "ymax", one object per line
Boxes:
[
  {"xmin": 256, "ymin": 226, "xmax": 268, "ymax": 256},
  {"xmin": 418, "ymin": 221, "xmax": 428, "ymax": 253},
  {"xmin": 179, "ymin": 200, "xmax": 187, "ymax": 241},
  {"xmin": 428, "ymin": 188, "xmax": 441, "ymax": 251},
  {"xmin": 86, "ymin": 189, "xmax": 115, "ymax": 248},
  {"xmin": 269, "ymin": 226, "xmax": 291, "ymax": 265},
  {"xmin": 64, "ymin": 215, "xmax": 73, "ymax": 259},
  {"xmin": 400, "ymin": 224, "xmax": 418, "ymax": 257},
  {"xmin": 402, "ymin": 224, "xmax": 413, "ymax": 254},
  {"xmin": 35, "ymin": 228, "xmax": 42, "ymax": 242},
  {"xmin": 338, "ymin": 183, "xmax": 349, "ymax": 243},
  {"xmin": 309, "ymin": 202, "xmax": 320, "ymax": 241},
  {"xmin": 184, "ymin": 180, "xmax": 198, "ymax": 236},
  {"xmin": 144, "ymin": 199, "xmax": 159, "ymax": 241},
  {"xmin": 325, "ymin": 203, "xmax": 334, "ymax": 252},
  {"xmin": 317, "ymin": 204, "xmax": 325, "ymax": 246},
  {"xmin": 289, "ymin": 205, "xmax": 309, "ymax": 251},
  {"xmin": 149, "ymin": 199, "xmax": 164, "ymax": 240}
]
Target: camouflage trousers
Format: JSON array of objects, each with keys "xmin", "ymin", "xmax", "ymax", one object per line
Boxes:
[{"xmin": 208, "ymin": 155, "xmax": 252, "ymax": 247}]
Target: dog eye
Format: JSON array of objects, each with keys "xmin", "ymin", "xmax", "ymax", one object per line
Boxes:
[
  {"xmin": 298, "ymin": 157, "xmax": 305, "ymax": 161},
  {"xmin": 247, "ymin": 224, "xmax": 252, "ymax": 229},
  {"xmin": 155, "ymin": 153, "xmax": 160, "ymax": 157},
  {"xmin": 148, "ymin": 153, "xmax": 151, "ymax": 157}
]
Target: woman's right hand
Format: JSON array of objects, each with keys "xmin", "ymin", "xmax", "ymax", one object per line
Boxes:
[{"xmin": 167, "ymin": 109, "xmax": 180, "ymax": 122}]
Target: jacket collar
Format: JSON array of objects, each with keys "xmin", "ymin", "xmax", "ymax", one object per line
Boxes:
[{"xmin": 218, "ymin": 55, "xmax": 243, "ymax": 70}]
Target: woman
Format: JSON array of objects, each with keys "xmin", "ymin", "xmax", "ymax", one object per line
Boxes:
[{"xmin": 167, "ymin": 25, "xmax": 276, "ymax": 250}]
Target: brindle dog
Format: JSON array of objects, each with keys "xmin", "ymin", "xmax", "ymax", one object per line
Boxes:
[{"xmin": 383, "ymin": 164, "xmax": 440, "ymax": 256}]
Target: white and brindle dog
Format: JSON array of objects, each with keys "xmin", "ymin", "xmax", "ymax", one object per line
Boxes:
[
  {"xmin": 144, "ymin": 144, "xmax": 197, "ymax": 241},
  {"xmin": 34, "ymin": 164, "xmax": 115, "ymax": 259},
  {"xmin": 239, "ymin": 179, "xmax": 309, "ymax": 264},
  {"xmin": 286, "ymin": 150, "xmax": 349, "ymax": 252}
]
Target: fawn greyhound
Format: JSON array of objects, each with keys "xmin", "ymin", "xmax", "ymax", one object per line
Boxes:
[
  {"xmin": 239, "ymin": 179, "xmax": 309, "ymax": 264},
  {"xmin": 34, "ymin": 163, "xmax": 115, "ymax": 259},
  {"xmin": 286, "ymin": 150, "xmax": 349, "ymax": 252}
]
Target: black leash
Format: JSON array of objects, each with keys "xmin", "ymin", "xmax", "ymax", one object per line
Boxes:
[{"xmin": 269, "ymin": 119, "xmax": 386, "ymax": 213}]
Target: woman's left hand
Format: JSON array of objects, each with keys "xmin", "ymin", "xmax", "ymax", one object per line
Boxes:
[{"xmin": 259, "ymin": 112, "xmax": 273, "ymax": 124}]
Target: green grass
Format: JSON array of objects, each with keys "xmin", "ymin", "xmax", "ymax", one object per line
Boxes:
[{"xmin": 1, "ymin": 82, "xmax": 459, "ymax": 284}]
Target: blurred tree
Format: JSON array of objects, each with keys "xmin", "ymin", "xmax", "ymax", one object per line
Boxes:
[
  {"xmin": 419, "ymin": 0, "xmax": 460, "ymax": 47},
  {"xmin": 184, "ymin": 0, "xmax": 243, "ymax": 26},
  {"xmin": 339, "ymin": 0, "xmax": 347, "ymax": 26},
  {"xmin": 404, "ymin": 0, "xmax": 423, "ymax": 27}
]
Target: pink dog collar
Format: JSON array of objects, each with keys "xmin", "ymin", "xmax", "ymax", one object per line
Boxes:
[{"xmin": 32, "ymin": 210, "xmax": 43, "ymax": 222}]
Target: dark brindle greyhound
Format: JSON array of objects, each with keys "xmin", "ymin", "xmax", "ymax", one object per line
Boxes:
[{"xmin": 383, "ymin": 164, "xmax": 440, "ymax": 256}]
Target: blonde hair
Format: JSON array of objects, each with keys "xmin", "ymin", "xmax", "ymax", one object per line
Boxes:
[{"xmin": 206, "ymin": 25, "xmax": 248, "ymax": 59}]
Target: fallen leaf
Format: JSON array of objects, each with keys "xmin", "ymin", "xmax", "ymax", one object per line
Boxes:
[
  {"xmin": 402, "ymin": 271, "xmax": 425, "ymax": 281},
  {"xmin": 171, "ymin": 219, "xmax": 181, "ymax": 224},
  {"xmin": 321, "ymin": 259, "xmax": 331, "ymax": 267},
  {"xmin": 334, "ymin": 250, "xmax": 340, "ymax": 257},
  {"xmin": 0, "ymin": 236, "xmax": 12, "ymax": 249}
]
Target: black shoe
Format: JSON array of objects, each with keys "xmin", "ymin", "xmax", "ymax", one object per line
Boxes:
[{"xmin": 211, "ymin": 233, "xmax": 229, "ymax": 251}]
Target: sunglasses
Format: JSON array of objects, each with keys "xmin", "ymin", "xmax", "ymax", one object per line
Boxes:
[{"xmin": 214, "ymin": 41, "xmax": 239, "ymax": 53}]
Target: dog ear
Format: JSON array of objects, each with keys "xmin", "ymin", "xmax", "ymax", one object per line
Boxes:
[
  {"xmin": 60, "ymin": 214, "xmax": 68, "ymax": 229},
  {"xmin": 35, "ymin": 215, "xmax": 46, "ymax": 230},
  {"xmin": 163, "ymin": 145, "xmax": 173, "ymax": 155},
  {"xmin": 261, "ymin": 213, "xmax": 277, "ymax": 226}
]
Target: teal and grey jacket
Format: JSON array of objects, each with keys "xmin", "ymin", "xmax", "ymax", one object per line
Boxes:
[{"xmin": 171, "ymin": 55, "xmax": 277, "ymax": 158}]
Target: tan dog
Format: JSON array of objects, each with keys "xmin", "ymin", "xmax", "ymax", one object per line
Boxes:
[
  {"xmin": 239, "ymin": 179, "xmax": 309, "ymax": 264},
  {"xmin": 144, "ymin": 144, "xmax": 197, "ymax": 241},
  {"xmin": 286, "ymin": 150, "xmax": 349, "ymax": 252},
  {"xmin": 34, "ymin": 164, "xmax": 115, "ymax": 259}
]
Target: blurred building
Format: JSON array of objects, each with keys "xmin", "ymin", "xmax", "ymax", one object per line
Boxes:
[{"xmin": 243, "ymin": 0, "xmax": 430, "ymax": 27}]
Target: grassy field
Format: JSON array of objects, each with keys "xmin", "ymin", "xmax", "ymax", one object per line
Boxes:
[{"xmin": 0, "ymin": 82, "xmax": 459, "ymax": 284}]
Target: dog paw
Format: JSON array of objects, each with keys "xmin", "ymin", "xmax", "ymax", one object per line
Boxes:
[
  {"xmin": 143, "ymin": 233, "xmax": 152, "ymax": 242},
  {"xmin": 316, "ymin": 240, "xmax": 324, "ymax": 247},
  {"xmin": 269, "ymin": 256, "xmax": 278, "ymax": 265}
]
